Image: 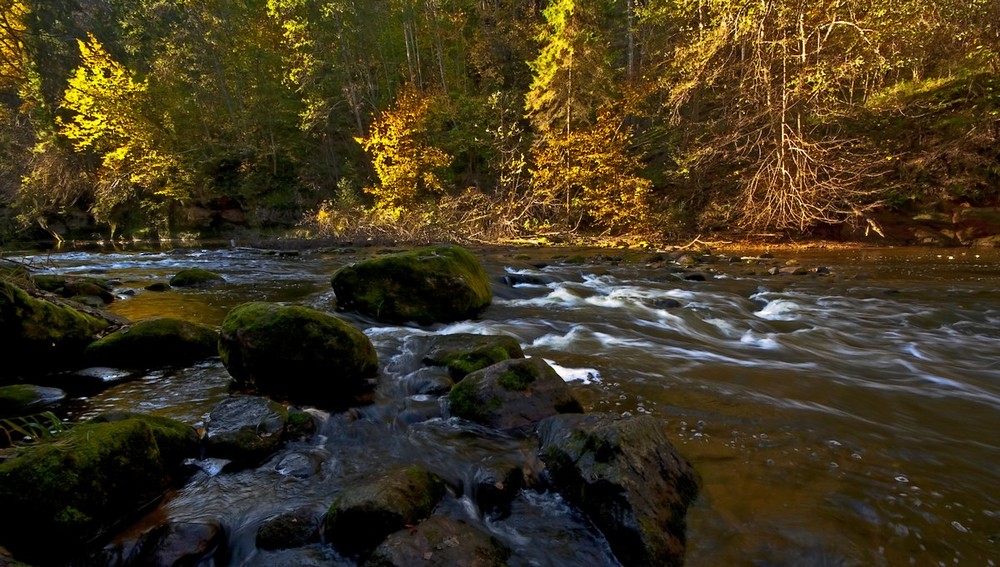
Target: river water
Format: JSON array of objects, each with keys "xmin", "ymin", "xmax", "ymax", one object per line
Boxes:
[{"xmin": 9, "ymin": 244, "xmax": 1000, "ymax": 566}]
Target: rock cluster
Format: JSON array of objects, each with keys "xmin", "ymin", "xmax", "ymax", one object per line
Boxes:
[{"xmin": 0, "ymin": 245, "xmax": 699, "ymax": 566}]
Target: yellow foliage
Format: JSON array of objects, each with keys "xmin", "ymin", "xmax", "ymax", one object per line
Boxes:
[
  {"xmin": 0, "ymin": 0, "xmax": 27, "ymax": 90},
  {"xmin": 530, "ymin": 105, "xmax": 651, "ymax": 234},
  {"xmin": 357, "ymin": 89, "xmax": 451, "ymax": 219},
  {"xmin": 57, "ymin": 34, "xmax": 189, "ymax": 224}
]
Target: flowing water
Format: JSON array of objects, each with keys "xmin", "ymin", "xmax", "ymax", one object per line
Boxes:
[{"xmin": 8, "ymin": 244, "xmax": 1000, "ymax": 566}]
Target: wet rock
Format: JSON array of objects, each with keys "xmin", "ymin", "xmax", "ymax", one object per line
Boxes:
[
  {"xmin": 257, "ymin": 508, "xmax": 320, "ymax": 550},
  {"xmin": 536, "ymin": 413, "xmax": 700, "ymax": 567},
  {"xmin": 674, "ymin": 254, "xmax": 699, "ymax": 267},
  {"xmin": 400, "ymin": 367, "xmax": 454, "ymax": 396},
  {"xmin": 274, "ymin": 452, "xmax": 321, "ymax": 479},
  {"xmin": 286, "ymin": 408, "xmax": 317, "ymax": 440},
  {"xmin": 777, "ymin": 266, "xmax": 809, "ymax": 276},
  {"xmin": 116, "ymin": 520, "xmax": 226, "ymax": 566},
  {"xmin": 324, "ymin": 466, "xmax": 446, "ymax": 558},
  {"xmin": 683, "ymin": 272, "xmax": 711, "ymax": 282},
  {"xmin": 447, "ymin": 358, "xmax": 583, "ymax": 435},
  {"xmin": 0, "ymin": 384, "xmax": 66, "ymax": 418},
  {"xmin": 0, "ymin": 280, "xmax": 110, "ymax": 376},
  {"xmin": 205, "ymin": 396, "xmax": 288, "ymax": 467},
  {"xmin": 331, "ymin": 245, "xmax": 492, "ymax": 325},
  {"xmin": 144, "ymin": 281, "xmax": 172, "ymax": 292},
  {"xmin": 218, "ymin": 302, "xmax": 378, "ymax": 408},
  {"xmin": 169, "ymin": 268, "xmax": 224, "ymax": 287},
  {"xmin": 84, "ymin": 317, "xmax": 218, "ymax": 369},
  {"xmin": 420, "ymin": 333, "xmax": 525, "ymax": 380},
  {"xmin": 648, "ymin": 298, "xmax": 682, "ymax": 309},
  {"xmin": 366, "ymin": 515, "xmax": 510, "ymax": 567},
  {"xmin": 32, "ymin": 275, "xmax": 114, "ymax": 305},
  {"xmin": 0, "ymin": 414, "xmax": 198, "ymax": 564},
  {"xmin": 501, "ymin": 273, "xmax": 546, "ymax": 286},
  {"xmin": 471, "ymin": 460, "xmax": 526, "ymax": 518}
]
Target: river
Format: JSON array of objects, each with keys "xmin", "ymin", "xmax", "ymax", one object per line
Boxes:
[{"xmin": 8, "ymin": 244, "xmax": 1000, "ymax": 566}]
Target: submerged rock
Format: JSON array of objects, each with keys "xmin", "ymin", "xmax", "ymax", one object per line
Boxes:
[
  {"xmin": 105, "ymin": 520, "xmax": 226, "ymax": 567},
  {"xmin": 256, "ymin": 508, "xmax": 321, "ymax": 550},
  {"xmin": 331, "ymin": 245, "xmax": 492, "ymax": 325},
  {"xmin": 447, "ymin": 358, "xmax": 582, "ymax": 434},
  {"xmin": 419, "ymin": 333, "xmax": 524, "ymax": 379},
  {"xmin": 0, "ymin": 414, "xmax": 198, "ymax": 563},
  {"xmin": 0, "ymin": 280, "xmax": 110, "ymax": 377},
  {"xmin": 324, "ymin": 466, "xmax": 446, "ymax": 558},
  {"xmin": 169, "ymin": 268, "xmax": 224, "ymax": 287},
  {"xmin": 84, "ymin": 317, "xmax": 218, "ymax": 369},
  {"xmin": 536, "ymin": 413, "xmax": 700, "ymax": 567},
  {"xmin": 0, "ymin": 384, "xmax": 66, "ymax": 418},
  {"xmin": 367, "ymin": 515, "xmax": 510, "ymax": 567},
  {"xmin": 218, "ymin": 302, "xmax": 378, "ymax": 408},
  {"xmin": 205, "ymin": 396, "xmax": 288, "ymax": 467}
]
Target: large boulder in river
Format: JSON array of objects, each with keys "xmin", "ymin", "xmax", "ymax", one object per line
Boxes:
[
  {"xmin": 447, "ymin": 358, "xmax": 582, "ymax": 434},
  {"xmin": 84, "ymin": 317, "xmax": 219, "ymax": 369},
  {"xmin": 331, "ymin": 245, "xmax": 492, "ymax": 325},
  {"xmin": 204, "ymin": 395, "xmax": 289, "ymax": 467},
  {"xmin": 419, "ymin": 333, "xmax": 524, "ymax": 379},
  {"xmin": 219, "ymin": 302, "xmax": 378, "ymax": 408},
  {"xmin": 0, "ymin": 413, "xmax": 198, "ymax": 564},
  {"xmin": 0, "ymin": 280, "xmax": 110, "ymax": 377},
  {"xmin": 324, "ymin": 466, "xmax": 446, "ymax": 558},
  {"xmin": 536, "ymin": 413, "xmax": 700, "ymax": 567}
]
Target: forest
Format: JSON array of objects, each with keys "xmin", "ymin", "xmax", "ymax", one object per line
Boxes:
[{"xmin": 0, "ymin": 0, "xmax": 997, "ymax": 243}]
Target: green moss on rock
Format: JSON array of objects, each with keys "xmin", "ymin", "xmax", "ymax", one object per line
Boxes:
[
  {"xmin": 169, "ymin": 268, "xmax": 224, "ymax": 287},
  {"xmin": 331, "ymin": 245, "xmax": 492, "ymax": 325},
  {"xmin": 447, "ymin": 358, "xmax": 582, "ymax": 434},
  {"xmin": 324, "ymin": 466, "xmax": 445, "ymax": 557},
  {"xmin": 421, "ymin": 333, "xmax": 524, "ymax": 379},
  {"xmin": 0, "ymin": 280, "xmax": 110, "ymax": 376},
  {"xmin": 219, "ymin": 302, "xmax": 378, "ymax": 408},
  {"xmin": 0, "ymin": 414, "xmax": 197, "ymax": 563},
  {"xmin": 85, "ymin": 317, "xmax": 218, "ymax": 369},
  {"xmin": 0, "ymin": 384, "xmax": 66, "ymax": 418}
]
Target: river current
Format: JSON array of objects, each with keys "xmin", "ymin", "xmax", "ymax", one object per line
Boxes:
[{"xmin": 9, "ymin": 244, "xmax": 1000, "ymax": 566}]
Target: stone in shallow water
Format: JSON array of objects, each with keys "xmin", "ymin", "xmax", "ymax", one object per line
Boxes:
[
  {"xmin": 536, "ymin": 413, "xmax": 700, "ymax": 567},
  {"xmin": 331, "ymin": 245, "xmax": 492, "ymax": 325}
]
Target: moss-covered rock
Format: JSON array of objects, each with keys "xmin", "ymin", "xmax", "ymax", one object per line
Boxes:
[
  {"xmin": 0, "ymin": 414, "xmax": 198, "ymax": 563},
  {"xmin": 256, "ymin": 508, "xmax": 320, "ymax": 550},
  {"xmin": 204, "ymin": 396, "xmax": 288, "ymax": 467},
  {"xmin": 420, "ymin": 333, "xmax": 524, "ymax": 379},
  {"xmin": 331, "ymin": 245, "xmax": 492, "ymax": 325},
  {"xmin": 101, "ymin": 519, "xmax": 225, "ymax": 566},
  {"xmin": 84, "ymin": 317, "xmax": 219, "ymax": 369},
  {"xmin": 0, "ymin": 384, "xmax": 66, "ymax": 418},
  {"xmin": 0, "ymin": 280, "xmax": 110, "ymax": 377},
  {"xmin": 31, "ymin": 275, "xmax": 114, "ymax": 305},
  {"xmin": 219, "ymin": 302, "xmax": 378, "ymax": 408},
  {"xmin": 324, "ymin": 466, "xmax": 446, "ymax": 558},
  {"xmin": 536, "ymin": 413, "xmax": 700, "ymax": 567},
  {"xmin": 169, "ymin": 268, "xmax": 224, "ymax": 287},
  {"xmin": 366, "ymin": 515, "xmax": 510, "ymax": 567},
  {"xmin": 447, "ymin": 358, "xmax": 582, "ymax": 434}
]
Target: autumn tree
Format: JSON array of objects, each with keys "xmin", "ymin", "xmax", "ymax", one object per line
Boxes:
[
  {"xmin": 357, "ymin": 88, "xmax": 451, "ymax": 220},
  {"xmin": 58, "ymin": 33, "xmax": 187, "ymax": 235}
]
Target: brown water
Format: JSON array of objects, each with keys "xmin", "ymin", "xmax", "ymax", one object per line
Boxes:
[{"xmin": 11, "ymin": 244, "xmax": 1000, "ymax": 566}]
